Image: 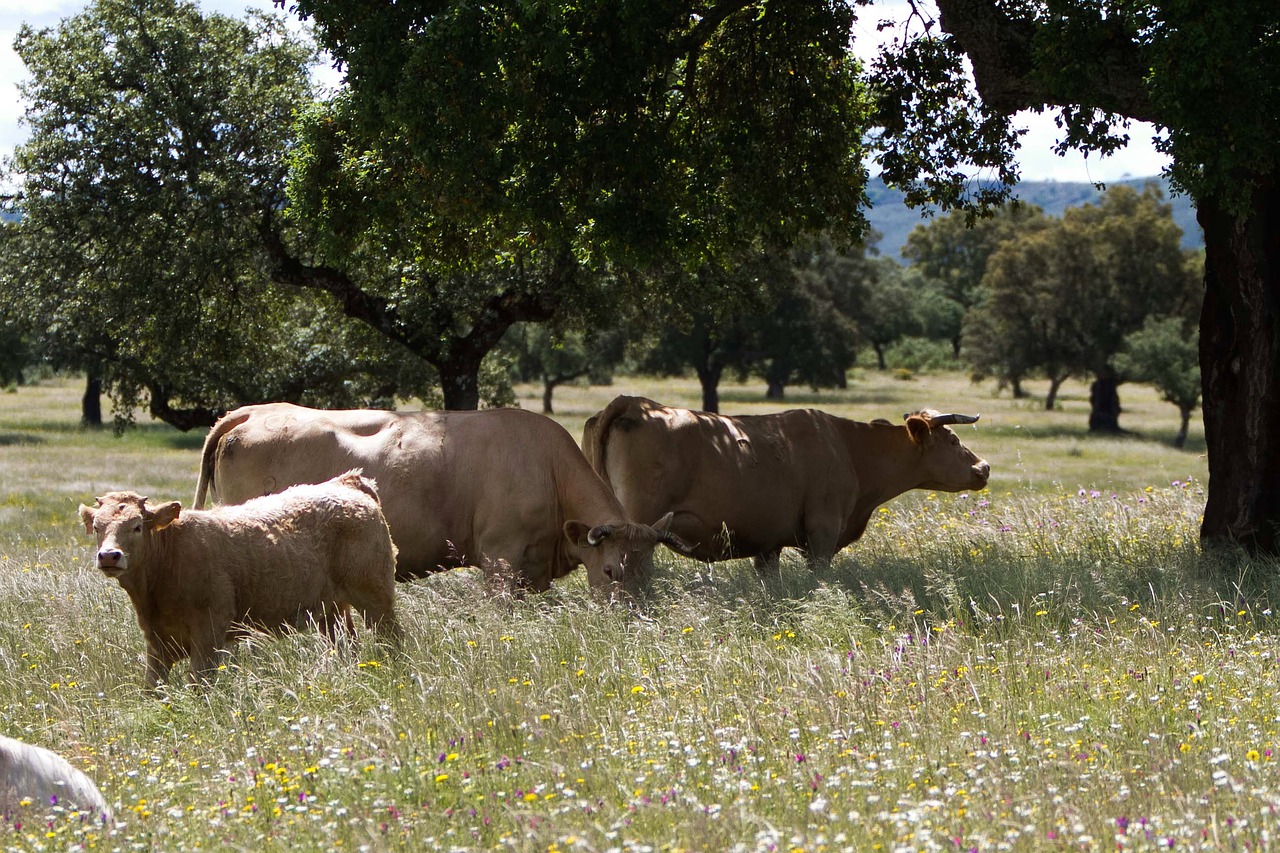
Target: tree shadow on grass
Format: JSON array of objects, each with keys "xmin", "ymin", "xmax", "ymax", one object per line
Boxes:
[
  {"xmin": 0, "ymin": 433, "xmax": 46, "ymax": 447},
  {"xmin": 715, "ymin": 389, "xmax": 903, "ymax": 409}
]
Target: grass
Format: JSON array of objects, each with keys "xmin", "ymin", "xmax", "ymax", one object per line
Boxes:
[{"xmin": 4, "ymin": 372, "xmax": 1276, "ymax": 852}]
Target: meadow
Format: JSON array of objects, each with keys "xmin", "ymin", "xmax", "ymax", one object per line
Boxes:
[{"xmin": 1, "ymin": 371, "xmax": 1277, "ymax": 852}]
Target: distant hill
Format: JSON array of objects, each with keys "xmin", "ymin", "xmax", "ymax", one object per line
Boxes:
[{"xmin": 866, "ymin": 175, "xmax": 1202, "ymax": 262}]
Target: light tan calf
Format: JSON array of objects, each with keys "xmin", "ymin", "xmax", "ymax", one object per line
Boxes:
[{"xmin": 80, "ymin": 470, "xmax": 400, "ymax": 690}]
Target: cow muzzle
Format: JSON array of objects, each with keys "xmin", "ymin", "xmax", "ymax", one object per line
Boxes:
[
  {"xmin": 96, "ymin": 548, "xmax": 127, "ymax": 575},
  {"xmin": 971, "ymin": 460, "xmax": 991, "ymax": 488}
]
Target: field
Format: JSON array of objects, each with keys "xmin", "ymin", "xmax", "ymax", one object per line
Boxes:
[{"xmin": 2, "ymin": 372, "xmax": 1277, "ymax": 852}]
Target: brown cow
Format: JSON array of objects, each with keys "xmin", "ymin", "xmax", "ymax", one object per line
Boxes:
[
  {"xmin": 583, "ymin": 396, "xmax": 991, "ymax": 570},
  {"xmin": 80, "ymin": 470, "xmax": 400, "ymax": 689},
  {"xmin": 193, "ymin": 404, "xmax": 693, "ymax": 596}
]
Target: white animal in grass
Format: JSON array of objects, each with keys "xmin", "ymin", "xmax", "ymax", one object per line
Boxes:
[{"xmin": 0, "ymin": 735, "xmax": 110, "ymax": 820}]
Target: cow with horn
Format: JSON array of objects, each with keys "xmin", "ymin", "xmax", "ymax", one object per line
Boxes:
[{"xmin": 582, "ymin": 397, "xmax": 991, "ymax": 571}]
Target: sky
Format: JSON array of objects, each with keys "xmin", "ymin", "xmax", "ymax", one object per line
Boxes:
[{"xmin": 0, "ymin": 0, "xmax": 1172, "ymax": 185}]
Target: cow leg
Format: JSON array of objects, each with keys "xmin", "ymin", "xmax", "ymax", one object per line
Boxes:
[
  {"xmin": 143, "ymin": 637, "xmax": 176, "ymax": 693},
  {"xmin": 802, "ymin": 523, "xmax": 840, "ymax": 569},
  {"xmin": 753, "ymin": 549, "xmax": 782, "ymax": 575},
  {"xmin": 349, "ymin": 583, "xmax": 403, "ymax": 647},
  {"xmin": 187, "ymin": 619, "xmax": 230, "ymax": 688}
]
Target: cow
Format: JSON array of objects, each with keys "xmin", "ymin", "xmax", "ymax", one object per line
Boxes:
[
  {"xmin": 80, "ymin": 470, "xmax": 401, "ymax": 690},
  {"xmin": 192, "ymin": 404, "xmax": 694, "ymax": 596},
  {"xmin": 0, "ymin": 735, "xmax": 110, "ymax": 820},
  {"xmin": 583, "ymin": 396, "xmax": 991, "ymax": 571}
]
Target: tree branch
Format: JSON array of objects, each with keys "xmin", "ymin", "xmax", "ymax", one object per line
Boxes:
[
  {"xmin": 933, "ymin": 0, "xmax": 1158, "ymax": 123},
  {"xmin": 257, "ymin": 211, "xmax": 439, "ymax": 359}
]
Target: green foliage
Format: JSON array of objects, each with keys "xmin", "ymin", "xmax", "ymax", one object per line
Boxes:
[
  {"xmin": 2, "ymin": 0, "xmax": 427, "ymax": 427},
  {"xmin": 902, "ymin": 202, "xmax": 1050, "ymax": 352},
  {"xmin": 1115, "ymin": 315, "xmax": 1201, "ymax": 446},
  {"xmin": 290, "ymin": 0, "xmax": 872, "ymax": 269},
  {"xmin": 279, "ymin": 1, "xmax": 874, "ymax": 409},
  {"xmin": 963, "ymin": 185, "xmax": 1201, "ymax": 412}
]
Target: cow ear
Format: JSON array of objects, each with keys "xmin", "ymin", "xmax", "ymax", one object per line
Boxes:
[
  {"xmin": 564, "ymin": 520, "xmax": 594, "ymax": 549},
  {"xmin": 77, "ymin": 504, "xmax": 96, "ymax": 535},
  {"xmin": 905, "ymin": 415, "xmax": 931, "ymax": 445},
  {"xmin": 147, "ymin": 501, "xmax": 182, "ymax": 531},
  {"xmin": 652, "ymin": 511, "xmax": 675, "ymax": 533}
]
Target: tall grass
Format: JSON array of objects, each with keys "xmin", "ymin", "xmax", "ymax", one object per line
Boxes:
[{"xmin": 4, "ymin": 376, "xmax": 1275, "ymax": 851}]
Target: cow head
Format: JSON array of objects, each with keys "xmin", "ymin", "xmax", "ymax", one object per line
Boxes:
[
  {"xmin": 903, "ymin": 410, "xmax": 991, "ymax": 492},
  {"xmin": 563, "ymin": 512, "xmax": 695, "ymax": 596},
  {"xmin": 78, "ymin": 492, "xmax": 182, "ymax": 582}
]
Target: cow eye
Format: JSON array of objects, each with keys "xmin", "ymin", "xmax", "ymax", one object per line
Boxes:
[{"xmin": 133, "ymin": 523, "xmax": 143, "ymax": 533}]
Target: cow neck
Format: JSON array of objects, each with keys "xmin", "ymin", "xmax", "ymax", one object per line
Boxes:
[
  {"xmin": 554, "ymin": 449, "xmax": 631, "ymax": 528},
  {"xmin": 123, "ymin": 521, "xmax": 182, "ymax": 609},
  {"xmin": 845, "ymin": 420, "xmax": 926, "ymax": 511}
]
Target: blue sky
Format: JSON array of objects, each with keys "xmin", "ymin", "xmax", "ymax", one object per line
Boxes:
[{"xmin": 0, "ymin": 0, "xmax": 1171, "ymax": 184}]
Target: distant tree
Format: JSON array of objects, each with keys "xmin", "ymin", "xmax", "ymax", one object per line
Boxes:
[
  {"xmin": 963, "ymin": 186, "xmax": 1199, "ymax": 423},
  {"xmin": 963, "ymin": 222, "xmax": 1087, "ymax": 410},
  {"xmin": 902, "ymin": 203, "xmax": 1050, "ymax": 356},
  {"xmin": 1115, "ymin": 316, "xmax": 1201, "ymax": 449},
  {"xmin": 3, "ymin": 0, "xmax": 431, "ymax": 429},
  {"xmin": 504, "ymin": 324, "xmax": 626, "ymax": 414},
  {"xmin": 848, "ymin": 258, "xmax": 926, "ymax": 371}
]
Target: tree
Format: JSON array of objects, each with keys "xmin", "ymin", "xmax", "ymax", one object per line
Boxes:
[
  {"xmin": 1115, "ymin": 316, "xmax": 1201, "ymax": 449},
  {"xmin": 902, "ymin": 202, "xmax": 1049, "ymax": 356},
  {"xmin": 504, "ymin": 324, "xmax": 626, "ymax": 414},
  {"xmin": 3, "ymin": 0, "xmax": 430, "ymax": 429},
  {"xmin": 962, "ymin": 224, "xmax": 1081, "ymax": 409},
  {"xmin": 961, "ymin": 186, "xmax": 1199, "ymax": 417},
  {"xmin": 277, "ymin": 0, "xmax": 872, "ymax": 409},
  {"xmin": 871, "ymin": 0, "xmax": 1280, "ymax": 553}
]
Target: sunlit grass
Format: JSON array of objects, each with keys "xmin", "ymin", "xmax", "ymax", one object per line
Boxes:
[{"xmin": 2, "ymin": 373, "xmax": 1268, "ymax": 851}]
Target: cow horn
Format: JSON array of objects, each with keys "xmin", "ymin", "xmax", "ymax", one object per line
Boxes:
[
  {"xmin": 587, "ymin": 524, "xmax": 613, "ymax": 546},
  {"xmin": 658, "ymin": 529, "xmax": 696, "ymax": 557},
  {"xmin": 931, "ymin": 413, "xmax": 980, "ymax": 426}
]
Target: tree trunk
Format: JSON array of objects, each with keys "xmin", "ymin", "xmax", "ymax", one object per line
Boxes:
[
  {"xmin": 1198, "ymin": 183, "xmax": 1280, "ymax": 554},
  {"xmin": 765, "ymin": 378, "xmax": 785, "ymax": 399},
  {"xmin": 1088, "ymin": 371, "xmax": 1122, "ymax": 432},
  {"xmin": 1175, "ymin": 406, "xmax": 1191, "ymax": 450},
  {"xmin": 873, "ymin": 343, "xmax": 887, "ymax": 370},
  {"xmin": 695, "ymin": 363, "xmax": 723, "ymax": 414},
  {"xmin": 438, "ymin": 358, "xmax": 482, "ymax": 410},
  {"xmin": 81, "ymin": 375, "xmax": 102, "ymax": 428},
  {"xmin": 542, "ymin": 377, "xmax": 559, "ymax": 414},
  {"xmin": 1010, "ymin": 375, "xmax": 1026, "ymax": 398},
  {"xmin": 1044, "ymin": 374, "xmax": 1066, "ymax": 411}
]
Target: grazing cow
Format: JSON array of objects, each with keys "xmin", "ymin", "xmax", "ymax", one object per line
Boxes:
[
  {"xmin": 80, "ymin": 470, "xmax": 401, "ymax": 689},
  {"xmin": 583, "ymin": 396, "xmax": 991, "ymax": 570},
  {"xmin": 0, "ymin": 735, "xmax": 110, "ymax": 820},
  {"xmin": 193, "ymin": 404, "xmax": 693, "ymax": 596}
]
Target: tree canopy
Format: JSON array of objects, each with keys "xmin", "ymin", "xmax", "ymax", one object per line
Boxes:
[
  {"xmin": 2, "ymin": 0, "xmax": 431, "ymax": 428},
  {"xmin": 274, "ymin": 0, "xmax": 874, "ymax": 408}
]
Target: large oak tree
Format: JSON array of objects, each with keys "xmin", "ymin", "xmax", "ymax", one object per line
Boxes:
[
  {"xmin": 277, "ymin": 0, "xmax": 873, "ymax": 409},
  {"xmin": 873, "ymin": 0, "xmax": 1280, "ymax": 555},
  {"xmin": 2, "ymin": 0, "xmax": 432, "ymax": 428}
]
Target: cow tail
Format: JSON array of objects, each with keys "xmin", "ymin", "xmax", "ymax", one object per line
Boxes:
[
  {"xmin": 584, "ymin": 396, "xmax": 641, "ymax": 489},
  {"xmin": 192, "ymin": 411, "xmax": 252, "ymax": 508}
]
